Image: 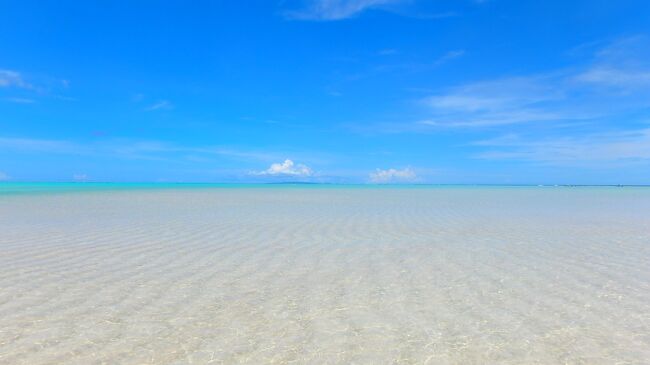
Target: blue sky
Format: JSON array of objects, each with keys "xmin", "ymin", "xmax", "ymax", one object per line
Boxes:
[{"xmin": 2, "ymin": 0, "xmax": 650, "ymax": 184}]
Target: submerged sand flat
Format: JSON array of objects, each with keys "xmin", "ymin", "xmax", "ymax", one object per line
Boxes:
[{"xmin": 1, "ymin": 187, "xmax": 649, "ymax": 364}]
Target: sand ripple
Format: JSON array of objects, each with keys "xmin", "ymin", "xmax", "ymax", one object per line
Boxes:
[{"xmin": 1, "ymin": 187, "xmax": 649, "ymax": 364}]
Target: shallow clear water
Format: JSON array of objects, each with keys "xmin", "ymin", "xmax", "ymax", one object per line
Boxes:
[{"xmin": 1, "ymin": 186, "xmax": 649, "ymax": 364}]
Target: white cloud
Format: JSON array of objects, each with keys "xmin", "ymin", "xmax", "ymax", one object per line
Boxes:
[
  {"xmin": 73, "ymin": 173, "xmax": 89, "ymax": 182},
  {"xmin": 5, "ymin": 97, "xmax": 35, "ymax": 104},
  {"xmin": 0, "ymin": 69, "xmax": 32, "ymax": 89},
  {"xmin": 0, "ymin": 136, "xmax": 288, "ymax": 164},
  {"xmin": 417, "ymin": 110, "xmax": 570, "ymax": 128},
  {"xmin": 573, "ymin": 36, "xmax": 650, "ymax": 90},
  {"xmin": 0, "ymin": 171, "xmax": 9, "ymax": 181},
  {"xmin": 145, "ymin": 100, "xmax": 173, "ymax": 111},
  {"xmin": 369, "ymin": 167, "xmax": 417, "ymax": 183},
  {"xmin": 404, "ymin": 37, "xmax": 650, "ymax": 129},
  {"xmin": 255, "ymin": 159, "xmax": 313, "ymax": 176},
  {"xmin": 419, "ymin": 75, "xmax": 574, "ymax": 127},
  {"xmin": 285, "ymin": 0, "xmax": 404, "ymax": 20},
  {"xmin": 0, "ymin": 69, "xmax": 70, "ymax": 98},
  {"xmin": 575, "ymin": 67, "xmax": 650, "ymax": 89},
  {"xmin": 432, "ymin": 49, "xmax": 465, "ymax": 66},
  {"xmin": 0, "ymin": 136, "xmax": 83, "ymax": 154},
  {"xmin": 474, "ymin": 128, "xmax": 650, "ymax": 165},
  {"xmin": 426, "ymin": 77, "xmax": 554, "ymax": 112}
]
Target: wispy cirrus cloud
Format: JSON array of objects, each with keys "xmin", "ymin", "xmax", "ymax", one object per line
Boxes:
[
  {"xmin": 200, "ymin": 147, "xmax": 281, "ymax": 161},
  {"xmin": 474, "ymin": 128, "xmax": 650, "ymax": 166},
  {"xmin": 432, "ymin": 49, "xmax": 465, "ymax": 67},
  {"xmin": 1, "ymin": 68, "xmax": 72, "ymax": 102},
  {"xmin": 0, "ymin": 135, "xmax": 288, "ymax": 163},
  {"xmin": 284, "ymin": 0, "xmax": 405, "ymax": 20},
  {"xmin": 576, "ymin": 67, "xmax": 650, "ymax": 89},
  {"xmin": 0, "ymin": 136, "xmax": 83, "ymax": 154},
  {"xmin": 418, "ymin": 74, "xmax": 572, "ymax": 127},
  {"xmin": 284, "ymin": 0, "xmax": 460, "ymax": 21},
  {"xmin": 0, "ymin": 69, "xmax": 34, "ymax": 90},
  {"xmin": 397, "ymin": 36, "xmax": 650, "ymax": 129},
  {"xmin": 574, "ymin": 36, "xmax": 650, "ymax": 91},
  {"xmin": 145, "ymin": 100, "xmax": 173, "ymax": 111},
  {"xmin": 4, "ymin": 97, "xmax": 35, "ymax": 104},
  {"xmin": 327, "ymin": 48, "xmax": 467, "ymax": 97}
]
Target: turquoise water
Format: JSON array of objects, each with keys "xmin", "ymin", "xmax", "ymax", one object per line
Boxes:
[
  {"xmin": 0, "ymin": 182, "xmax": 246, "ymax": 195},
  {"xmin": 0, "ymin": 183, "xmax": 650, "ymax": 365},
  {"xmin": 1, "ymin": 182, "xmax": 646, "ymax": 196},
  {"xmin": 2, "ymin": 186, "xmax": 650, "ymax": 363}
]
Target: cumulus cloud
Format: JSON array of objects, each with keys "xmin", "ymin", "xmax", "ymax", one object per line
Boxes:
[
  {"xmin": 255, "ymin": 159, "xmax": 313, "ymax": 176},
  {"xmin": 0, "ymin": 171, "xmax": 9, "ymax": 181},
  {"xmin": 369, "ymin": 167, "xmax": 417, "ymax": 183}
]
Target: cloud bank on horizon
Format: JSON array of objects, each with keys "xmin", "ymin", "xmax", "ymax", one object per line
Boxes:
[
  {"xmin": 369, "ymin": 167, "xmax": 417, "ymax": 183},
  {"xmin": 2, "ymin": 1, "xmax": 650, "ymax": 184}
]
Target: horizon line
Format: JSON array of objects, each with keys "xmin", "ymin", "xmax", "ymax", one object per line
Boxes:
[{"xmin": 2, "ymin": 181, "xmax": 649, "ymax": 187}]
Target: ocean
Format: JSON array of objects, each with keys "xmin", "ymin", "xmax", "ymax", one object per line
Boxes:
[{"xmin": 1, "ymin": 184, "xmax": 649, "ymax": 364}]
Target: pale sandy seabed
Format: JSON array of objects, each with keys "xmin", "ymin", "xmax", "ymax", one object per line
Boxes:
[{"xmin": 1, "ymin": 187, "xmax": 649, "ymax": 364}]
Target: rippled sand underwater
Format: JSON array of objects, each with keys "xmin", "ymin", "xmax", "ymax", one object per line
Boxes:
[{"xmin": 1, "ymin": 186, "xmax": 649, "ymax": 364}]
